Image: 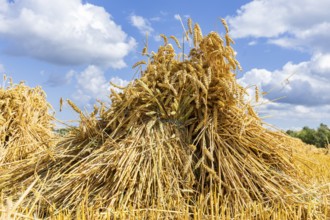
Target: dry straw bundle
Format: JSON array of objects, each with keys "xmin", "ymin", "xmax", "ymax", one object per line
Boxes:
[
  {"xmin": 0, "ymin": 77, "xmax": 55, "ymax": 163},
  {"xmin": 0, "ymin": 20, "xmax": 328, "ymax": 218}
]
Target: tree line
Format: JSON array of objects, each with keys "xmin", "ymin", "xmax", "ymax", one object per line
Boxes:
[{"xmin": 286, "ymin": 123, "xmax": 330, "ymax": 148}]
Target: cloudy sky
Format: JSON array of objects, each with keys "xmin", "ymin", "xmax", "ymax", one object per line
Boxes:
[{"xmin": 0, "ymin": 0, "xmax": 329, "ymax": 130}]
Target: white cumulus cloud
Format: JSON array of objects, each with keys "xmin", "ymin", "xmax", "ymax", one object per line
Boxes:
[
  {"xmin": 259, "ymin": 102, "xmax": 330, "ymax": 130},
  {"xmin": 229, "ymin": 0, "xmax": 330, "ymax": 129},
  {"xmin": 73, "ymin": 65, "xmax": 129, "ymax": 105},
  {"xmin": 239, "ymin": 54, "xmax": 330, "ymax": 106},
  {"xmin": 227, "ymin": 0, "xmax": 330, "ymax": 53},
  {"xmin": 0, "ymin": 0, "xmax": 136, "ymax": 68},
  {"xmin": 129, "ymin": 15, "xmax": 153, "ymax": 35},
  {"xmin": 238, "ymin": 54, "xmax": 330, "ymax": 129}
]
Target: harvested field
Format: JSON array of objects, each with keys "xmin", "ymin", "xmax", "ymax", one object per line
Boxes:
[{"xmin": 0, "ymin": 20, "xmax": 329, "ymax": 219}]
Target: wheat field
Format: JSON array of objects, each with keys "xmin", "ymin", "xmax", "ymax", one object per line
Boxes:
[{"xmin": 0, "ymin": 19, "xmax": 329, "ymax": 219}]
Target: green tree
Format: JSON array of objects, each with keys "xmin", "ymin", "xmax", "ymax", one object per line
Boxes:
[
  {"xmin": 286, "ymin": 123, "xmax": 330, "ymax": 148},
  {"xmin": 316, "ymin": 123, "xmax": 330, "ymax": 147},
  {"xmin": 54, "ymin": 128, "xmax": 70, "ymax": 136}
]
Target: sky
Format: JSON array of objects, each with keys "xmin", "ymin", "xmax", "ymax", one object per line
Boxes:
[{"xmin": 0, "ymin": 0, "xmax": 329, "ymax": 130}]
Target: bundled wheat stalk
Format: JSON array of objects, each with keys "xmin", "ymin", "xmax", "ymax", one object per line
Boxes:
[
  {"xmin": 0, "ymin": 78, "xmax": 55, "ymax": 163},
  {"xmin": 0, "ymin": 20, "xmax": 326, "ymax": 218}
]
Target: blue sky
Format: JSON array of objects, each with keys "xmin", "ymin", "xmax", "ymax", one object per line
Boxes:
[{"xmin": 0, "ymin": 0, "xmax": 329, "ymax": 130}]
